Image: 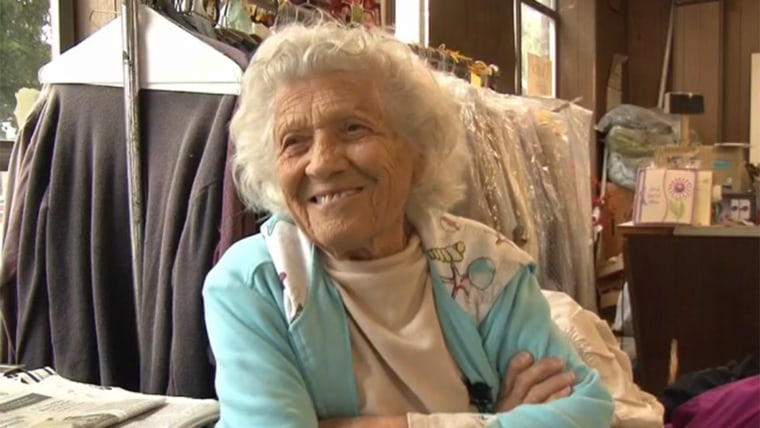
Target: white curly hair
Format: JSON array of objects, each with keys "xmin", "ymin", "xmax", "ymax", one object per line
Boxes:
[{"xmin": 230, "ymin": 22, "xmax": 467, "ymax": 221}]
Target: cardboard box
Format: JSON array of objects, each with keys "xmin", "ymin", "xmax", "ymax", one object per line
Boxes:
[
  {"xmin": 655, "ymin": 145, "xmax": 751, "ymax": 191},
  {"xmin": 600, "ymin": 183, "xmax": 635, "ymax": 260},
  {"xmin": 596, "ymin": 255, "xmax": 625, "ymax": 325},
  {"xmin": 710, "ymin": 145, "xmax": 751, "ymax": 191}
]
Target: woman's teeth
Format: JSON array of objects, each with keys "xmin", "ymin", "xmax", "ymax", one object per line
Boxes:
[{"xmin": 315, "ymin": 189, "xmax": 359, "ymax": 205}]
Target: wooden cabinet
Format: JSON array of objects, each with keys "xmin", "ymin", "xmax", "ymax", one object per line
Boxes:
[{"xmin": 621, "ymin": 224, "xmax": 760, "ymax": 395}]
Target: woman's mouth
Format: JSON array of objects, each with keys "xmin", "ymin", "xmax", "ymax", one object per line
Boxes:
[{"xmin": 310, "ymin": 188, "xmax": 363, "ymax": 205}]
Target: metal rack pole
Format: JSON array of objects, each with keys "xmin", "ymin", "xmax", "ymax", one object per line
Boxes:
[{"xmin": 120, "ymin": 0, "xmax": 145, "ymax": 357}]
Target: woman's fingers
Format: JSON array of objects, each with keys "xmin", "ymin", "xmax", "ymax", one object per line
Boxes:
[
  {"xmin": 546, "ymin": 385, "xmax": 573, "ymax": 401},
  {"xmin": 508, "ymin": 358, "xmax": 565, "ymax": 403},
  {"xmin": 495, "ymin": 356, "xmax": 573, "ymax": 413},
  {"xmin": 502, "ymin": 352, "xmax": 534, "ymax": 396},
  {"xmin": 522, "ymin": 371, "xmax": 576, "ymax": 404}
]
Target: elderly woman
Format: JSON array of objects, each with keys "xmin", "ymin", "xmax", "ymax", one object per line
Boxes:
[{"xmin": 203, "ymin": 23, "xmax": 614, "ymax": 428}]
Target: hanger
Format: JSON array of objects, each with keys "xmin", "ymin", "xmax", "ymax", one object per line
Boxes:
[
  {"xmin": 39, "ymin": 4, "xmax": 242, "ymax": 95},
  {"xmin": 468, "ymin": 61, "xmax": 492, "ymax": 88}
]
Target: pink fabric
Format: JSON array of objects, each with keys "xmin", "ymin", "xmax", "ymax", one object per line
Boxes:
[{"xmin": 669, "ymin": 375, "xmax": 760, "ymax": 428}]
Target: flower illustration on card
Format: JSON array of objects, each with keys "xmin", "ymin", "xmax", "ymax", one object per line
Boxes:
[
  {"xmin": 668, "ymin": 177, "xmax": 693, "ymax": 200},
  {"xmin": 666, "ymin": 176, "xmax": 693, "ymax": 220}
]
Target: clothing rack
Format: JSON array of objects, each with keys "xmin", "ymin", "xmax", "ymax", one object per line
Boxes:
[
  {"xmin": 408, "ymin": 44, "xmax": 501, "ymax": 89},
  {"xmin": 5, "ymin": 0, "xmax": 247, "ymax": 396},
  {"xmin": 113, "ymin": 2, "xmax": 499, "ymax": 332},
  {"xmin": 114, "ymin": 0, "xmax": 498, "ymax": 382},
  {"xmin": 114, "ymin": 0, "xmax": 257, "ymax": 377},
  {"xmin": 121, "ymin": 0, "xmax": 144, "ymax": 360},
  {"xmin": 273, "ymin": 1, "xmax": 500, "ymax": 89}
]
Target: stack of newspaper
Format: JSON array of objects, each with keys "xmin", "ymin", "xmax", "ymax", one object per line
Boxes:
[{"xmin": 0, "ymin": 369, "xmax": 219, "ymax": 427}]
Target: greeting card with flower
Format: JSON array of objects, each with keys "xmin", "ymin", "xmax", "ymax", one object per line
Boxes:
[{"xmin": 633, "ymin": 168, "xmax": 698, "ymax": 225}]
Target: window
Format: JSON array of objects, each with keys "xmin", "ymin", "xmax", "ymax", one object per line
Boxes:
[
  {"xmin": 0, "ymin": 0, "xmax": 57, "ymax": 241},
  {"xmin": 517, "ymin": 0, "xmax": 558, "ymax": 97},
  {"xmin": 0, "ymin": 0, "xmax": 54, "ymax": 141}
]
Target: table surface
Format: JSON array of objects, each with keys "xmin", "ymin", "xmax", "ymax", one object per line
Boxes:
[{"xmin": 619, "ymin": 222, "xmax": 760, "ymax": 238}]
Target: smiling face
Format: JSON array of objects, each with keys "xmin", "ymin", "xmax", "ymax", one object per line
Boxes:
[{"xmin": 273, "ymin": 71, "xmax": 422, "ymax": 260}]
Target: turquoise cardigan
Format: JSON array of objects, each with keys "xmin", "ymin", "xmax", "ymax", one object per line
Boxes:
[{"xmin": 203, "ymin": 213, "xmax": 614, "ymax": 427}]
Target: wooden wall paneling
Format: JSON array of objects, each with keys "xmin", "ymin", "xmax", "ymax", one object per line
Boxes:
[
  {"xmin": 672, "ymin": 5, "xmax": 689, "ymax": 109},
  {"xmin": 705, "ymin": 1, "xmax": 724, "ymax": 142},
  {"xmin": 594, "ymin": 0, "xmax": 627, "ymax": 117},
  {"xmin": 672, "ymin": 1, "xmax": 723, "ymax": 144},
  {"xmin": 558, "ymin": 0, "xmax": 595, "ymax": 111},
  {"xmin": 52, "ymin": 0, "xmax": 78, "ymax": 54},
  {"xmin": 626, "ymin": 0, "xmax": 671, "ymax": 108},
  {"xmin": 752, "ymin": 53, "xmax": 760, "ymax": 164},
  {"xmin": 739, "ymin": 0, "xmax": 760, "ymax": 140},
  {"xmin": 75, "ymin": 0, "xmax": 119, "ymax": 42},
  {"xmin": 557, "ymin": 0, "xmax": 578, "ymax": 103},
  {"xmin": 590, "ymin": 0, "xmax": 626, "ymax": 181},
  {"xmin": 723, "ymin": 0, "xmax": 742, "ymax": 141},
  {"xmin": 428, "ymin": 0, "xmax": 516, "ymax": 94},
  {"xmin": 723, "ymin": 0, "xmax": 760, "ymax": 142},
  {"xmin": 557, "ymin": 0, "xmax": 598, "ymax": 181}
]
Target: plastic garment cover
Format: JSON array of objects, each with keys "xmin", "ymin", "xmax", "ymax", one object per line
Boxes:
[
  {"xmin": 502, "ymin": 97, "xmax": 596, "ymax": 311},
  {"xmin": 444, "ymin": 80, "xmax": 525, "ymax": 252},
  {"xmin": 221, "ymin": 0, "xmax": 257, "ymax": 32},
  {"xmin": 440, "ymin": 76, "xmax": 596, "ymax": 311}
]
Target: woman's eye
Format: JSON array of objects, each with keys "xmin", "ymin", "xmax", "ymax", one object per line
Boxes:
[
  {"xmin": 345, "ymin": 122, "xmax": 368, "ymax": 134},
  {"xmin": 282, "ymin": 136, "xmax": 303, "ymax": 148},
  {"xmin": 280, "ymin": 136, "xmax": 310, "ymax": 156}
]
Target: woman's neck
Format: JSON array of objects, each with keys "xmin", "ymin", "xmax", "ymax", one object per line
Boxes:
[{"xmin": 327, "ymin": 218, "xmax": 413, "ymax": 261}]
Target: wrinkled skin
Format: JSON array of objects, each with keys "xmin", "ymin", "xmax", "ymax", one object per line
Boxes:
[
  {"xmin": 274, "ymin": 71, "xmax": 423, "ymax": 260},
  {"xmin": 273, "ymin": 72, "xmax": 575, "ymax": 428}
]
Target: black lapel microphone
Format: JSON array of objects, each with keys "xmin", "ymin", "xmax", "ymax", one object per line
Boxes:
[{"xmin": 464, "ymin": 377, "xmax": 493, "ymax": 413}]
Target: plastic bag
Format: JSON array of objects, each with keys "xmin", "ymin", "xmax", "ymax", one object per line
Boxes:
[
  {"xmin": 606, "ymin": 125, "xmax": 676, "ymax": 158},
  {"xmin": 599, "ymin": 105, "xmax": 701, "ymax": 190}
]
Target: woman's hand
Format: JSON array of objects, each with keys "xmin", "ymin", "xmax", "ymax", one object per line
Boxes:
[
  {"xmin": 319, "ymin": 416, "xmax": 407, "ymax": 428},
  {"xmin": 495, "ymin": 352, "xmax": 576, "ymax": 412}
]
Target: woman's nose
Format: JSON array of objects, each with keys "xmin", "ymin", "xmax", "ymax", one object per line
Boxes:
[{"xmin": 304, "ymin": 131, "xmax": 349, "ymax": 179}]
